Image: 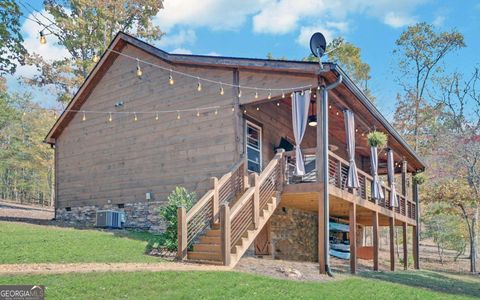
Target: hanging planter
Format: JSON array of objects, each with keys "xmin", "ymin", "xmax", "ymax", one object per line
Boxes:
[
  {"xmin": 413, "ymin": 172, "xmax": 426, "ymax": 185},
  {"xmin": 366, "ymin": 131, "xmax": 388, "ymax": 148}
]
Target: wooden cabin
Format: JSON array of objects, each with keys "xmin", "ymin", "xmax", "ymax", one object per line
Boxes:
[{"xmin": 46, "ymin": 32, "xmax": 424, "ymax": 274}]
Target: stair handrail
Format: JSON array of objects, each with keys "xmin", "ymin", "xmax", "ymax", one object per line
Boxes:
[
  {"xmin": 220, "ymin": 150, "xmax": 285, "ymax": 265},
  {"xmin": 177, "ymin": 156, "xmax": 246, "ymax": 260}
]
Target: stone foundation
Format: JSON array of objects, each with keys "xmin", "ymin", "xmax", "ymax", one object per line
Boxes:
[
  {"xmin": 55, "ymin": 201, "xmax": 165, "ymax": 232},
  {"xmin": 270, "ymin": 206, "xmax": 318, "ymax": 262}
]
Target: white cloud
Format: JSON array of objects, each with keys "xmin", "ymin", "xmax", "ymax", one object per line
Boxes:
[
  {"xmin": 170, "ymin": 48, "xmax": 193, "ymax": 55},
  {"xmin": 433, "ymin": 15, "xmax": 446, "ymax": 27},
  {"xmin": 154, "ymin": 0, "xmax": 263, "ymax": 31},
  {"xmin": 205, "ymin": 52, "xmax": 221, "ymax": 56},
  {"xmin": 383, "ymin": 12, "xmax": 417, "ymax": 28},
  {"xmin": 156, "ymin": 29, "xmax": 197, "ymax": 48}
]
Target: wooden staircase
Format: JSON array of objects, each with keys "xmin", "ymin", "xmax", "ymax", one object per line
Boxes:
[{"xmin": 177, "ymin": 150, "xmax": 285, "ymax": 267}]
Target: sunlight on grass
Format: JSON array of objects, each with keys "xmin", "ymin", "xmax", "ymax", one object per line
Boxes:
[{"xmin": 0, "ymin": 222, "xmax": 161, "ymax": 264}]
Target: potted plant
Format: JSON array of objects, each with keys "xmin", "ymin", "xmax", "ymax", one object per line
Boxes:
[
  {"xmin": 366, "ymin": 131, "xmax": 388, "ymax": 149},
  {"xmin": 413, "ymin": 172, "xmax": 426, "ymax": 185}
]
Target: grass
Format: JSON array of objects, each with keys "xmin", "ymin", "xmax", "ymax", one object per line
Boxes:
[
  {"xmin": 0, "ymin": 221, "xmax": 161, "ymax": 264},
  {"xmin": 0, "ymin": 270, "xmax": 479, "ymax": 299}
]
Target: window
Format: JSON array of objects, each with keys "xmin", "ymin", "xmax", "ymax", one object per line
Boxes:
[{"xmin": 246, "ymin": 121, "xmax": 262, "ymax": 173}]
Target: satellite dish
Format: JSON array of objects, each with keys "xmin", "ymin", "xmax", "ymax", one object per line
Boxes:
[{"xmin": 310, "ymin": 32, "xmax": 327, "ymax": 58}]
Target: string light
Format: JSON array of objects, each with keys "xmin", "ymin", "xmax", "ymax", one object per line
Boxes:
[
  {"xmin": 281, "ymin": 90, "xmax": 285, "ymax": 99},
  {"xmin": 197, "ymin": 77, "xmax": 202, "ymax": 92},
  {"xmin": 92, "ymin": 54, "xmax": 100, "ymax": 63},
  {"xmin": 277, "ymin": 102, "xmax": 280, "ymax": 106},
  {"xmin": 136, "ymin": 59, "xmax": 142, "ymax": 77},
  {"xmin": 196, "ymin": 110, "xmax": 200, "ymax": 117},
  {"xmin": 255, "ymin": 89, "xmax": 259, "ymax": 99},
  {"xmin": 215, "ymin": 109, "xmax": 218, "ymax": 115},
  {"xmin": 155, "ymin": 112, "xmax": 159, "ymax": 121},
  {"xmin": 134, "ymin": 112, "xmax": 138, "ymax": 121},
  {"xmin": 177, "ymin": 111, "xmax": 181, "ymax": 119},
  {"xmin": 238, "ymin": 89, "xmax": 242, "ymax": 98},
  {"xmin": 267, "ymin": 89, "xmax": 272, "ymax": 100},
  {"xmin": 243, "ymin": 109, "xmax": 247, "ymax": 113},
  {"xmin": 39, "ymin": 31, "xmax": 46, "ymax": 44},
  {"xmin": 168, "ymin": 70, "xmax": 174, "ymax": 85},
  {"xmin": 108, "ymin": 112, "xmax": 112, "ymax": 122},
  {"xmin": 82, "ymin": 111, "xmax": 86, "ymax": 121},
  {"xmin": 219, "ymin": 83, "xmax": 224, "ymax": 96},
  {"xmin": 256, "ymin": 107, "xmax": 260, "ymax": 111},
  {"xmin": 231, "ymin": 106, "xmax": 235, "ymax": 112}
]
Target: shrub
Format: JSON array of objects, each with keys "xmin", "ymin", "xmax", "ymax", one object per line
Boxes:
[
  {"xmin": 367, "ymin": 131, "xmax": 388, "ymax": 148},
  {"xmin": 146, "ymin": 187, "xmax": 196, "ymax": 253}
]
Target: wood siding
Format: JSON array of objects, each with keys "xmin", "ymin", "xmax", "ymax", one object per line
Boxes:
[{"xmin": 56, "ymin": 45, "xmax": 240, "ymax": 208}]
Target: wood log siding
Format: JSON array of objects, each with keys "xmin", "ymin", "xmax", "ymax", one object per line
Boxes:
[{"xmin": 283, "ymin": 148, "xmax": 417, "ymax": 221}]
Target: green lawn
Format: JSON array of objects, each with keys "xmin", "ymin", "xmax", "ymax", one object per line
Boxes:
[
  {"xmin": 0, "ymin": 221, "xmax": 161, "ymax": 264},
  {"xmin": 0, "ymin": 270, "xmax": 479, "ymax": 299}
]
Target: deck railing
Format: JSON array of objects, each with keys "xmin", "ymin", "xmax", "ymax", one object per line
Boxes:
[
  {"xmin": 284, "ymin": 148, "xmax": 416, "ymax": 221},
  {"xmin": 177, "ymin": 158, "xmax": 247, "ymax": 259}
]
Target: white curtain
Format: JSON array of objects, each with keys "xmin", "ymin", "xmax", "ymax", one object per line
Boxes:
[
  {"xmin": 387, "ymin": 149, "xmax": 399, "ymax": 207},
  {"xmin": 371, "ymin": 146, "xmax": 384, "ymax": 202},
  {"xmin": 292, "ymin": 90, "xmax": 311, "ymax": 176},
  {"xmin": 344, "ymin": 110, "xmax": 360, "ymax": 188}
]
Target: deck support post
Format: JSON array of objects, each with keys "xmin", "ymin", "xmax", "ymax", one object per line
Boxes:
[
  {"xmin": 412, "ymin": 225, "xmax": 419, "ymax": 270},
  {"xmin": 402, "ymin": 222, "xmax": 408, "ymax": 270},
  {"xmin": 412, "ymin": 177, "xmax": 420, "ymax": 269},
  {"xmin": 389, "ymin": 217, "xmax": 395, "ymax": 271},
  {"xmin": 212, "ymin": 177, "xmax": 219, "ymax": 223},
  {"xmin": 177, "ymin": 207, "xmax": 187, "ymax": 261},
  {"xmin": 253, "ymin": 173, "xmax": 260, "ymax": 229},
  {"xmin": 220, "ymin": 204, "xmax": 231, "ymax": 266},
  {"xmin": 373, "ymin": 211, "xmax": 379, "ymax": 271},
  {"xmin": 349, "ymin": 203, "xmax": 357, "ymax": 274}
]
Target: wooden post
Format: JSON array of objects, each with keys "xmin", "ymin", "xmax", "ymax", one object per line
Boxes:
[
  {"xmin": 401, "ymin": 161, "xmax": 408, "ymax": 215},
  {"xmin": 177, "ymin": 207, "xmax": 187, "ymax": 260},
  {"xmin": 253, "ymin": 173, "xmax": 260, "ymax": 229},
  {"xmin": 212, "ymin": 177, "xmax": 219, "ymax": 223},
  {"xmin": 402, "ymin": 222, "xmax": 408, "ymax": 270},
  {"xmin": 220, "ymin": 204, "xmax": 231, "ymax": 266},
  {"xmin": 412, "ymin": 176, "xmax": 420, "ymax": 270},
  {"xmin": 373, "ymin": 211, "xmax": 379, "ymax": 271},
  {"xmin": 317, "ymin": 79, "xmax": 327, "ymax": 274},
  {"xmin": 389, "ymin": 217, "xmax": 395, "ymax": 271},
  {"xmin": 349, "ymin": 203, "xmax": 357, "ymax": 274},
  {"xmin": 412, "ymin": 225, "xmax": 419, "ymax": 269}
]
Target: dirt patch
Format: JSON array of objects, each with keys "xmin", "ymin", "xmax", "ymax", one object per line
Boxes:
[
  {"xmin": 0, "ymin": 262, "xmax": 229, "ymax": 276},
  {"xmin": 0, "ymin": 201, "xmax": 54, "ymax": 223}
]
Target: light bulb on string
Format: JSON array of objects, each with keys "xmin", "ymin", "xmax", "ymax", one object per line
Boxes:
[
  {"xmin": 267, "ymin": 89, "xmax": 272, "ymax": 100},
  {"xmin": 39, "ymin": 31, "xmax": 46, "ymax": 44},
  {"xmin": 136, "ymin": 59, "xmax": 142, "ymax": 77},
  {"xmin": 243, "ymin": 109, "xmax": 247, "ymax": 114},
  {"xmin": 281, "ymin": 90, "xmax": 285, "ymax": 99},
  {"xmin": 256, "ymin": 107, "xmax": 260, "ymax": 111},
  {"xmin": 168, "ymin": 70, "xmax": 174, "ymax": 85},
  {"xmin": 177, "ymin": 111, "xmax": 181, "ymax": 119},
  {"xmin": 197, "ymin": 77, "xmax": 202, "ymax": 92},
  {"xmin": 255, "ymin": 89, "xmax": 259, "ymax": 99},
  {"xmin": 231, "ymin": 106, "xmax": 235, "ymax": 112},
  {"xmin": 238, "ymin": 88, "xmax": 242, "ymax": 98},
  {"xmin": 219, "ymin": 83, "xmax": 224, "ymax": 96},
  {"xmin": 155, "ymin": 112, "xmax": 159, "ymax": 121},
  {"xmin": 108, "ymin": 112, "xmax": 112, "ymax": 122},
  {"xmin": 196, "ymin": 110, "xmax": 200, "ymax": 117},
  {"xmin": 82, "ymin": 111, "xmax": 86, "ymax": 121},
  {"xmin": 92, "ymin": 52, "xmax": 100, "ymax": 63},
  {"xmin": 214, "ymin": 108, "xmax": 218, "ymax": 115},
  {"xmin": 301, "ymin": 90, "xmax": 305, "ymax": 96},
  {"xmin": 277, "ymin": 102, "xmax": 280, "ymax": 106},
  {"xmin": 134, "ymin": 112, "xmax": 138, "ymax": 122}
]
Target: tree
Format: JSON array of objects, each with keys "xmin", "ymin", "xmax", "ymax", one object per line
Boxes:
[
  {"xmin": 393, "ymin": 22, "xmax": 465, "ymax": 152},
  {"xmin": 0, "ymin": 0, "xmax": 26, "ymax": 76},
  {"xmin": 424, "ymin": 68, "xmax": 480, "ymax": 273},
  {"xmin": 25, "ymin": 0, "xmax": 164, "ymax": 103},
  {"xmin": 304, "ymin": 37, "xmax": 373, "ymax": 101}
]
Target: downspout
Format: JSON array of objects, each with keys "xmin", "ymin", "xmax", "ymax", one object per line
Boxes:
[{"xmin": 320, "ymin": 67, "xmax": 343, "ymax": 277}]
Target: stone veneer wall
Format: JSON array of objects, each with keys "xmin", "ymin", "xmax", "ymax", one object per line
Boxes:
[
  {"xmin": 270, "ymin": 206, "xmax": 318, "ymax": 262},
  {"xmin": 55, "ymin": 201, "xmax": 165, "ymax": 232}
]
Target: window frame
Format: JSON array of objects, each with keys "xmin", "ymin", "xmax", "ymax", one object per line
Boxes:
[{"xmin": 245, "ymin": 120, "xmax": 262, "ymax": 173}]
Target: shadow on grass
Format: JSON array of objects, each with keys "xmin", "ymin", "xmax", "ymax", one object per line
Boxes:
[
  {"xmin": 112, "ymin": 230, "xmax": 159, "ymax": 242},
  {"xmin": 359, "ymin": 269, "xmax": 480, "ymax": 298}
]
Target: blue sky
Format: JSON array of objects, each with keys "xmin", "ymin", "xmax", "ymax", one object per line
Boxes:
[{"xmin": 10, "ymin": 0, "xmax": 480, "ymax": 118}]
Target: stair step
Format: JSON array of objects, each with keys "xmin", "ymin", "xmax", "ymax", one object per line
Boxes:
[
  {"xmin": 205, "ymin": 229, "xmax": 221, "ymax": 237},
  {"xmin": 199, "ymin": 236, "xmax": 221, "ymax": 244},
  {"xmin": 211, "ymin": 223, "xmax": 220, "ymax": 230},
  {"xmin": 193, "ymin": 243, "xmax": 221, "ymax": 253},
  {"xmin": 188, "ymin": 251, "xmax": 222, "ymax": 261}
]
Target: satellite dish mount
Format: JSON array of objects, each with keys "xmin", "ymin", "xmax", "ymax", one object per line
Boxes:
[{"xmin": 310, "ymin": 32, "xmax": 327, "ymax": 71}]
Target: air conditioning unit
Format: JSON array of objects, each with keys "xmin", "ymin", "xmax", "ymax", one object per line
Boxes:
[{"xmin": 96, "ymin": 210, "xmax": 125, "ymax": 228}]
